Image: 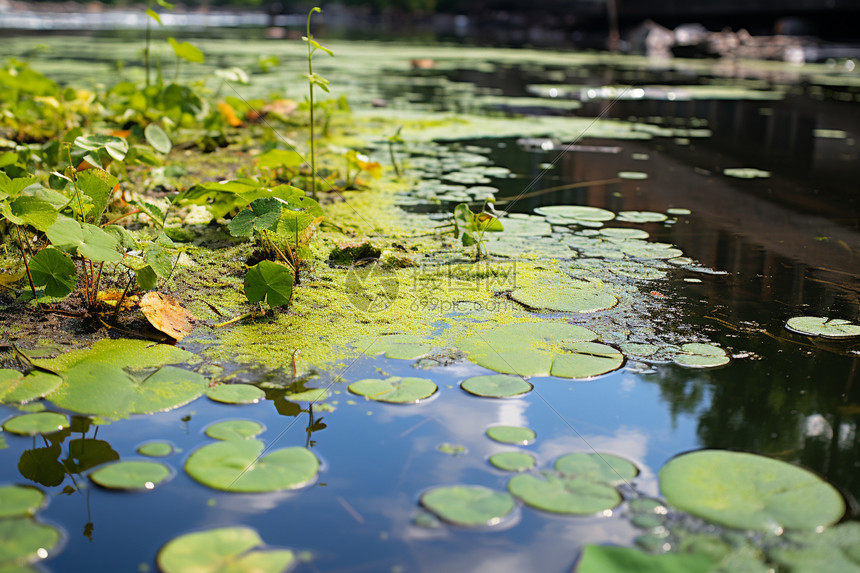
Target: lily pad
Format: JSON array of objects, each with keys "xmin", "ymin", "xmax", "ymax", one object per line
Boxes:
[
  {"xmin": 489, "ymin": 452, "xmax": 536, "ymax": 472},
  {"xmin": 671, "ymin": 343, "xmax": 730, "ymax": 368},
  {"xmin": 283, "ymin": 388, "xmax": 330, "ymax": 402},
  {"xmin": 785, "ymin": 316, "xmax": 860, "ymax": 339},
  {"xmin": 157, "ymin": 526, "xmax": 295, "ymax": 573},
  {"xmin": 0, "ymin": 370, "xmax": 62, "ymax": 405},
  {"xmin": 599, "ymin": 227, "xmax": 650, "ymax": 240},
  {"xmin": 31, "ymin": 339, "xmax": 194, "ymax": 372},
  {"xmin": 460, "ymin": 374, "xmax": 532, "ymax": 398},
  {"xmin": 617, "ymin": 171, "xmax": 648, "ymax": 180},
  {"xmin": 47, "ymin": 363, "xmax": 208, "ymax": 420},
  {"xmin": 576, "ymin": 545, "xmax": 715, "ymax": 573},
  {"xmin": 456, "ymin": 322, "xmax": 597, "ymax": 377},
  {"xmin": 185, "ymin": 440, "xmax": 318, "ymax": 493},
  {"xmin": 138, "ymin": 442, "xmax": 174, "ymax": 458},
  {"xmin": 511, "ymin": 283, "xmax": 618, "ymax": 314},
  {"xmin": 361, "ymin": 334, "xmax": 433, "ymax": 360},
  {"xmin": 615, "ymin": 211, "xmax": 667, "ymax": 223},
  {"xmin": 205, "ymin": 420, "xmax": 265, "ymax": 441},
  {"xmin": 0, "ymin": 518, "xmax": 61, "ymax": 565},
  {"xmin": 90, "ymin": 460, "xmax": 171, "ymax": 490},
  {"xmin": 771, "ymin": 522, "xmax": 860, "ymax": 573},
  {"xmin": 486, "ymin": 425, "xmax": 536, "ymax": 445},
  {"xmin": 437, "ymin": 443, "xmax": 467, "ymax": 455},
  {"xmin": 2, "ymin": 412, "xmax": 67, "ymax": 436},
  {"xmin": 533, "ymin": 205, "xmax": 615, "ymax": 225},
  {"xmin": 508, "ymin": 472, "xmax": 621, "ymax": 515},
  {"xmin": 658, "ymin": 450, "xmax": 846, "ymax": 530},
  {"xmin": 0, "ymin": 486, "xmax": 44, "ymax": 518},
  {"xmin": 723, "ymin": 167, "xmax": 771, "ymax": 179},
  {"xmin": 554, "ymin": 453, "xmax": 638, "ymax": 484},
  {"xmin": 550, "ymin": 342, "xmax": 624, "ymax": 379},
  {"xmin": 420, "ymin": 485, "xmax": 515, "ymax": 527},
  {"xmin": 206, "ymin": 384, "xmax": 265, "ymax": 405},
  {"xmin": 348, "ymin": 377, "xmax": 437, "ymax": 404}
]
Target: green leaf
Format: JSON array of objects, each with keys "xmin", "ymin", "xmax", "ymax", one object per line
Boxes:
[
  {"xmin": 135, "ymin": 265, "xmax": 158, "ymax": 291},
  {"xmin": 554, "ymin": 453, "xmax": 638, "ymax": 484},
  {"xmin": 155, "ymin": 0, "xmax": 174, "ymax": 8},
  {"xmin": 550, "ymin": 341, "xmax": 625, "ymax": 379},
  {"xmin": 144, "ymin": 243, "xmax": 173, "ymax": 277},
  {"xmin": 144, "ymin": 123, "xmax": 172, "ymax": 154},
  {"xmin": 168, "ymin": 37, "xmax": 205, "ymax": 63},
  {"xmin": 206, "ymin": 384, "xmax": 265, "ymax": 405},
  {"xmin": 489, "ymin": 452, "xmax": 536, "ymax": 472},
  {"xmin": 29, "ymin": 248, "xmax": 77, "ymax": 298},
  {"xmin": 348, "ymin": 376, "xmax": 437, "ymax": 404},
  {"xmin": 76, "ymin": 168, "xmax": 117, "ymax": 224},
  {"xmin": 256, "ymin": 149, "xmax": 304, "ymax": 170},
  {"xmin": 46, "ymin": 216, "xmax": 122, "ymax": 262},
  {"xmin": 74, "ymin": 135, "xmax": 128, "ymax": 163},
  {"xmin": 138, "ymin": 442, "xmax": 174, "ymax": 457},
  {"xmin": 145, "ymin": 8, "xmax": 162, "ymax": 24},
  {"xmin": 0, "ymin": 369, "xmax": 63, "ymax": 405},
  {"xmin": 659, "ymin": 450, "xmax": 846, "ymax": 531},
  {"xmin": 307, "ymin": 38, "xmax": 334, "ymax": 56},
  {"xmin": 0, "ymin": 485, "xmax": 44, "ymax": 518},
  {"xmin": 158, "ymin": 527, "xmax": 295, "ymax": 573},
  {"xmin": 244, "ymin": 261, "xmax": 293, "ymax": 308},
  {"xmin": 421, "ymin": 486, "xmax": 515, "ymax": 527},
  {"xmin": 486, "ymin": 425, "xmax": 535, "ymax": 445},
  {"xmin": 508, "ymin": 472, "xmax": 621, "ymax": 515},
  {"xmin": 7, "ymin": 196, "xmax": 57, "ymax": 231},
  {"xmin": 2, "ymin": 412, "xmax": 68, "ymax": 436},
  {"xmin": 786, "ymin": 316, "xmax": 860, "ymax": 339},
  {"xmin": 90, "ymin": 461, "xmax": 170, "ymax": 490},
  {"xmin": 205, "ymin": 420, "xmax": 264, "ymax": 441},
  {"xmin": 460, "ymin": 374, "xmax": 532, "ymax": 398},
  {"xmin": 228, "ymin": 197, "xmax": 282, "ymax": 237},
  {"xmin": 0, "ymin": 172, "xmax": 37, "ymax": 200},
  {"xmin": 0, "ymin": 518, "xmax": 61, "ymax": 564},
  {"xmin": 576, "ymin": 545, "xmax": 716, "ymax": 573}
]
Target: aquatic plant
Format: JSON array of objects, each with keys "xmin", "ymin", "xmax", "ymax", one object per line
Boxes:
[
  {"xmin": 302, "ymin": 6, "xmax": 334, "ymax": 200},
  {"xmin": 450, "ymin": 202, "xmax": 504, "ymax": 259}
]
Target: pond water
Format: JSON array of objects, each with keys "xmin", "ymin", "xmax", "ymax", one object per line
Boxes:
[{"xmin": 1, "ymin": 31, "xmax": 859, "ymax": 573}]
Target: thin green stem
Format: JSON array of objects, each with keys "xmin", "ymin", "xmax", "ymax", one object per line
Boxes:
[
  {"xmin": 145, "ymin": 17, "xmax": 151, "ymax": 88},
  {"xmin": 14, "ymin": 226, "xmax": 37, "ymax": 298},
  {"xmin": 306, "ymin": 8, "xmax": 318, "ymax": 200}
]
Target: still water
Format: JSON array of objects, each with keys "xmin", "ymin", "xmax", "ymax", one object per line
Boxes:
[{"xmin": 0, "ymin": 32, "xmax": 858, "ymax": 572}]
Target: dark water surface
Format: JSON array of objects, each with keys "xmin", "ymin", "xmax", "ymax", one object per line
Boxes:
[{"xmin": 1, "ymin": 34, "xmax": 859, "ymax": 572}]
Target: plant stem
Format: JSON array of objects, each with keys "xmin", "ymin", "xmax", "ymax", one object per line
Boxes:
[
  {"xmin": 388, "ymin": 140, "xmax": 401, "ymax": 178},
  {"xmin": 114, "ymin": 272, "xmax": 135, "ymax": 319},
  {"xmin": 14, "ymin": 226, "xmax": 37, "ymax": 298},
  {"xmin": 214, "ymin": 311, "xmax": 257, "ymax": 328},
  {"xmin": 306, "ymin": 9, "xmax": 318, "ymax": 201},
  {"xmin": 145, "ymin": 17, "xmax": 151, "ymax": 88}
]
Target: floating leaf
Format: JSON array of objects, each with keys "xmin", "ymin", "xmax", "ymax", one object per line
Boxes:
[
  {"xmin": 205, "ymin": 420, "xmax": 264, "ymax": 441},
  {"xmin": 0, "ymin": 518, "xmax": 61, "ymax": 565},
  {"xmin": 283, "ymin": 388, "xmax": 329, "ymax": 402},
  {"xmin": 31, "ymin": 338, "xmax": 194, "ymax": 372},
  {"xmin": 420, "ymin": 486, "xmax": 515, "ymax": 527},
  {"xmin": 185, "ymin": 440, "xmax": 318, "ymax": 493},
  {"xmin": 486, "ymin": 425, "xmax": 535, "ymax": 445},
  {"xmin": 90, "ymin": 460, "xmax": 170, "ymax": 490},
  {"xmin": 511, "ymin": 284, "xmax": 618, "ymax": 314},
  {"xmin": 28, "ymin": 248, "xmax": 76, "ymax": 298},
  {"xmin": 671, "ymin": 343, "xmax": 729, "ymax": 369},
  {"xmin": 771, "ymin": 522, "xmax": 860, "ymax": 573},
  {"xmin": 206, "ymin": 384, "xmax": 265, "ymax": 405},
  {"xmin": 144, "ymin": 124, "xmax": 172, "ymax": 154},
  {"xmin": 533, "ymin": 205, "xmax": 615, "ymax": 225},
  {"xmin": 460, "ymin": 374, "xmax": 532, "ymax": 398},
  {"xmin": 348, "ymin": 377, "xmax": 436, "ymax": 404},
  {"xmin": 157, "ymin": 526, "xmax": 295, "ymax": 573},
  {"xmin": 0, "ymin": 486, "xmax": 44, "ymax": 518},
  {"xmin": 360, "ymin": 334, "xmax": 433, "ymax": 360},
  {"xmin": 615, "ymin": 210, "xmax": 666, "ymax": 223},
  {"xmin": 550, "ymin": 342, "xmax": 624, "ymax": 379},
  {"xmin": 3, "ymin": 412, "xmax": 67, "ymax": 436},
  {"xmin": 456, "ymin": 322, "xmax": 597, "ymax": 377},
  {"xmin": 554, "ymin": 453, "xmax": 638, "ymax": 484},
  {"xmin": 64, "ymin": 438, "xmax": 119, "ymax": 474},
  {"xmin": 659, "ymin": 450, "xmax": 845, "ymax": 530},
  {"xmin": 785, "ymin": 316, "xmax": 860, "ymax": 339},
  {"xmin": 617, "ymin": 171, "xmax": 648, "ymax": 180},
  {"xmin": 139, "ymin": 292, "xmax": 195, "ymax": 341},
  {"xmin": 0, "ymin": 369, "xmax": 62, "ymax": 404},
  {"xmin": 489, "ymin": 452, "xmax": 535, "ymax": 472},
  {"xmin": 138, "ymin": 442, "xmax": 174, "ymax": 458},
  {"xmin": 508, "ymin": 473, "xmax": 621, "ymax": 515},
  {"xmin": 724, "ymin": 167, "xmax": 770, "ymax": 179},
  {"xmin": 576, "ymin": 545, "xmax": 715, "ymax": 573},
  {"xmin": 437, "ymin": 443, "xmax": 467, "ymax": 455},
  {"xmin": 244, "ymin": 261, "xmax": 293, "ymax": 308}
]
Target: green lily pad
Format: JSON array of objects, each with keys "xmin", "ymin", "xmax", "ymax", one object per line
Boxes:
[
  {"xmin": 508, "ymin": 472, "xmax": 621, "ymax": 515},
  {"xmin": 185, "ymin": 440, "xmax": 318, "ymax": 493},
  {"xmin": 460, "ymin": 374, "xmax": 532, "ymax": 398},
  {"xmin": 671, "ymin": 343, "xmax": 730, "ymax": 368},
  {"xmin": 47, "ymin": 363, "xmax": 207, "ymax": 420},
  {"xmin": 157, "ymin": 526, "xmax": 295, "ymax": 573},
  {"xmin": 615, "ymin": 211, "xmax": 666, "ymax": 223},
  {"xmin": 283, "ymin": 388, "xmax": 330, "ymax": 402},
  {"xmin": 723, "ymin": 167, "xmax": 771, "ymax": 179},
  {"xmin": 554, "ymin": 453, "xmax": 638, "ymax": 484},
  {"xmin": 617, "ymin": 171, "xmax": 648, "ymax": 180},
  {"xmin": 599, "ymin": 227, "xmax": 650, "ymax": 240},
  {"xmin": 576, "ymin": 545, "xmax": 716, "ymax": 573},
  {"xmin": 206, "ymin": 384, "xmax": 265, "ymax": 405},
  {"xmin": 348, "ymin": 377, "xmax": 437, "ymax": 404},
  {"xmin": 550, "ymin": 342, "xmax": 624, "ymax": 379},
  {"xmin": 437, "ymin": 443, "xmax": 467, "ymax": 455},
  {"xmin": 0, "ymin": 518, "xmax": 61, "ymax": 565},
  {"xmin": 486, "ymin": 425, "xmax": 536, "ymax": 445},
  {"xmin": 511, "ymin": 283, "xmax": 618, "ymax": 314},
  {"xmin": 205, "ymin": 420, "xmax": 265, "ymax": 441},
  {"xmin": 771, "ymin": 522, "xmax": 860, "ymax": 573},
  {"xmin": 31, "ymin": 339, "xmax": 194, "ymax": 372},
  {"xmin": 457, "ymin": 322, "xmax": 597, "ymax": 377},
  {"xmin": 0, "ymin": 370, "xmax": 62, "ymax": 405},
  {"xmin": 360, "ymin": 335, "xmax": 433, "ymax": 360},
  {"xmin": 659, "ymin": 450, "xmax": 846, "ymax": 530},
  {"xmin": 533, "ymin": 205, "xmax": 615, "ymax": 225},
  {"xmin": 0, "ymin": 486, "xmax": 44, "ymax": 518},
  {"xmin": 489, "ymin": 452, "xmax": 536, "ymax": 472},
  {"xmin": 620, "ymin": 240, "xmax": 684, "ymax": 259},
  {"xmin": 785, "ymin": 316, "xmax": 860, "ymax": 339},
  {"xmin": 138, "ymin": 442, "xmax": 175, "ymax": 457},
  {"xmin": 90, "ymin": 460, "xmax": 171, "ymax": 490},
  {"xmin": 2, "ymin": 412, "xmax": 67, "ymax": 436},
  {"xmin": 420, "ymin": 485, "xmax": 515, "ymax": 527}
]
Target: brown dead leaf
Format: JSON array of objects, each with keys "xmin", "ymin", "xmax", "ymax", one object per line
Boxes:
[{"xmin": 139, "ymin": 292, "xmax": 195, "ymax": 341}]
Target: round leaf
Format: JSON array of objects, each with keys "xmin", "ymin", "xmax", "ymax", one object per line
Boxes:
[
  {"xmin": 206, "ymin": 384, "xmax": 265, "ymax": 405},
  {"xmin": 671, "ymin": 343, "xmax": 729, "ymax": 369},
  {"xmin": 348, "ymin": 377, "xmax": 437, "ymax": 404},
  {"xmin": 421, "ymin": 485, "xmax": 515, "ymax": 527},
  {"xmin": 29, "ymin": 248, "xmax": 76, "ymax": 298},
  {"xmin": 659, "ymin": 450, "xmax": 846, "ymax": 530},
  {"xmin": 205, "ymin": 420, "xmax": 265, "ymax": 441},
  {"xmin": 90, "ymin": 460, "xmax": 170, "ymax": 490},
  {"xmin": 550, "ymin": 342, "xmax": 624, "ymax": 379},
  {"xmin": 0, "ymin": 485, "xmax": 44, "ymax": 518},
  {"xmin": 144, "ymin": 123, "xmax": 172, "ymax": 154},
  {"xmin": 244, "ymin": 261, "xmax": 293, "ymax": 308},
  {"xmin": 489, "ymin": 452, "xmax": 535, "ymax": 472},
  {"xmin": 554, "ymin": 453, "xmax": 638, "ymax": 484},
  {"xmin": 0, "ymin": 518, "xmax": 61, "ymax": 564},
  {"xmin": 508, "ymin": 473, "xmax": 621, "ymax": 515},
  {"xmin": 486, "ymin": 425, "xmax": 535, "ymax": 445},
  {"xmin": 576, "ymin": 545, "xmax": 716, "ymax": 573},
  {"xmin": 0, "ymin": 370, "xmax": 62, "ymax": 404},
  {"xmin": 785, "ymin": 316, "xmax": 860, "ymax": 339},
  {"xmin": 3, "ymin": 412, "xmax": 67, "ymax": 436},
  {"xmin": 185, "ymin": 440, "xmax": 318, "ymax": 493},
  {"xmin": 138, "ymin": 442, "xmax": 174, "ymax": 457},
  {"xmin": 461, "ymin": 374, "xmax": 532, "ymax": 398},
  {"xmin": 158, "ymin": 526, "xmax": 295, "ymax": 573}
]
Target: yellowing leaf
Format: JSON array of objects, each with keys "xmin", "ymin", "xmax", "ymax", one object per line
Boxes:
[
  {"xmin": 217, "ymin": 102, "xmax": 242, "ymax": 127},
  {"xmin": 140, "ymin": 292, "xmax": 195, "ymax": 341}
]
